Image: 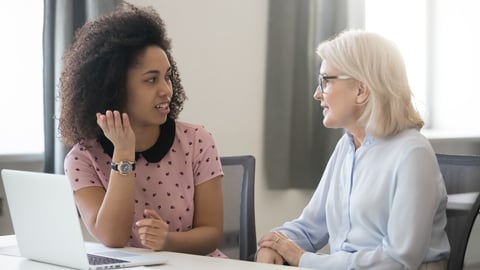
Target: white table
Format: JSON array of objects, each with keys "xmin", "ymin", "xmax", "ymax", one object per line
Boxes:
[
  {"xmin": 0, "ymin": 235, "xmax": 309, "ymax": 270},
  {"xmin": 447, "ymin": 192, "xmax": 479, "ymax": 211},
  {"xmin": 3, "ymin": 193, "xmax": 471, "ymax": 270}
]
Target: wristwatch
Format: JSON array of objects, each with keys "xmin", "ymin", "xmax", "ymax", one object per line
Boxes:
[{"xmin": 111, "ymin": 160, "xmax": 136, "ymax": 175}]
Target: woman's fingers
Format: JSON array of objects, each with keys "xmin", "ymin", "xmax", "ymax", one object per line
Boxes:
[
  {"xmin": 136, "ymin": 209, "xmax": 169, "ymax": 251},
  {"xmin": 256, "ymin": 247, "xmax": 284, "ymax": 265},
  {"xmin": 258, "ymin": 232, "xmax": 304, "ymax": 267},
  {"xmin": 121, "ymin": 112, "xmax": 131, "ymax": 132},
  {"xmin": 96, "ymin": 110, "xmax": 135, "ymax": 148}
]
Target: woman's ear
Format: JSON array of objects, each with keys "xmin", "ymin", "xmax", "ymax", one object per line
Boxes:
[{"xmin": 355, "ymin": 82, "xmax": 369, "ymax": 105}]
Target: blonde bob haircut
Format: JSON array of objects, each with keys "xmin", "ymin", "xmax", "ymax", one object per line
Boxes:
[{"xmin": 316, "ymin": 29, "xmax": 424, "ymax": 138}]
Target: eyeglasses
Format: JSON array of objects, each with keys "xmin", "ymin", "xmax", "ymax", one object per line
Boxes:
[{"xmin": 317, "ymin": 74, "xmax": 353, "ymax": 94}]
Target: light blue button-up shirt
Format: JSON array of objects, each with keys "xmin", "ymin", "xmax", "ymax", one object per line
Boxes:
[{"xmin": 274, "ymin": 129, "xmax": 450, "ymax": 269}]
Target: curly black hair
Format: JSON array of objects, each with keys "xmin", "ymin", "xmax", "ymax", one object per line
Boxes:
[{"xmin": 58, "ymin": 2, "xmax": 186, "ymax": 146}]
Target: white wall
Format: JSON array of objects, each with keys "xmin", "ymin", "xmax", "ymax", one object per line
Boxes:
[{"xmin": 128, "ymin": 0, "xmax": 314, "ymax": 240}]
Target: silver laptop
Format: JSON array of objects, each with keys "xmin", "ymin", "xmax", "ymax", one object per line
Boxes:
[{"xmin": 1, "ymin": 169, "xmax": 167, "ymax": 269}]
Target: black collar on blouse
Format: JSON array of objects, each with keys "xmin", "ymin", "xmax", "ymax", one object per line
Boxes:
[{"xmin": 98, "ymin": 117, "xmax": 176, "ymax": 163}]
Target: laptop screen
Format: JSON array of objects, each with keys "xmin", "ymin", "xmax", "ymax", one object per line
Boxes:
[{"xmin": 1, "ymin": 169, "xmax": 167, "ymax": 269}]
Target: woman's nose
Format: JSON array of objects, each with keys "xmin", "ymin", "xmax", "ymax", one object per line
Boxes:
[
  {"xmin": 158, "ymin": 79, "xmax": 173, "ymax": 96},
  {"xmin": 313, "ymin": 85, "xmax": 323, "ymax": 101}
]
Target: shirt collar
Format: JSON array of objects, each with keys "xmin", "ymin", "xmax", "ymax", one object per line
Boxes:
[{"xmin": 346, "ymin": 131, "xmax": 377, "ymax": 148}]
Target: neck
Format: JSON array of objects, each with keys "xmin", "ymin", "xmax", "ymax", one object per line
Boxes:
[
  {"xmin": 133, "ymin": 125, "xmax": 160, "ymax": 152},
  {"xmin": 349, "ymin": 128, "xmax": 366, "ymax": 150}
]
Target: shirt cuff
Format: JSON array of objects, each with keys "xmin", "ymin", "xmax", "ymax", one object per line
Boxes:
[
  {"xmin": 299, "ymin": 251, "xmax": 350, "ymax": 269},
  {"xmin": 299, "ymin": 251, "xmax": 320, "ymax": 268}
]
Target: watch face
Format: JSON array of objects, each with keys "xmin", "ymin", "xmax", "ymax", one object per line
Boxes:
[{"xmin": 119, "ymin": 162, "xmax": 132, "ymax": 174}]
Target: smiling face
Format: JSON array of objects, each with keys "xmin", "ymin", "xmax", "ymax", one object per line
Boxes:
[
  {"xmin": 125, "ymin": 45, "xmax": 173, "ymax": 130},
  {"xmin": 313, "ymin": 61, "xmax": 365, "ymax": 133}
]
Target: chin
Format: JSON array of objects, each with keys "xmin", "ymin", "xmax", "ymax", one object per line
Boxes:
[
  {"xmin": 322, "ymin": 119, "xmax": 332, "ymax": 128},
  {"xmin": 156, "ymin": 115, "xmax": 168, "ymax": 125},
  {"xmin": 323, "ymin": 120, "xmax": 342, "ymax": 130},
  {"xmin": 158, "ymin": 118, "xmax": 168, "ymax": 125}
]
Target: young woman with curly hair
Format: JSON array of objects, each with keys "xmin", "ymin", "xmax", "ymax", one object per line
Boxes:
[{"xmin": 58, "ymin": 3, "xmax": 225, "ymax": 257}]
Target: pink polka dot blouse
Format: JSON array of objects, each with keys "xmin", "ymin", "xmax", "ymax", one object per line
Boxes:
[{"xmin": 64, "ymin": 120, "xmax": 225, "ymax": 257}]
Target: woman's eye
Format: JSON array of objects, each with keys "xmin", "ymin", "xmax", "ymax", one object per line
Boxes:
[{"xmin": 146, "ymin": 77, "xmax": 157, "ymax": 83}]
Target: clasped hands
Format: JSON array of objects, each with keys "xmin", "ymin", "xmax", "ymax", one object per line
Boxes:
[
  {"xmin": 135, "ymin": 209, "xmax": 170, "ymax": 251},
  {"xmin": 257, "ymin": 231, "xmax": 305, "ymax": 266}
]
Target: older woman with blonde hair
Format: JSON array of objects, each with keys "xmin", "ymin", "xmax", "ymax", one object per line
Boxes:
[{"xmin": 256, "ymin": 29, "xmax": 450, "ymax": 270}]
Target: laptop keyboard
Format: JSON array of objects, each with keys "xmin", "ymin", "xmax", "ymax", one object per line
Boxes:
[{"xmin": 87, "ymin": 253, "xmax": 128, "ymax": 265}]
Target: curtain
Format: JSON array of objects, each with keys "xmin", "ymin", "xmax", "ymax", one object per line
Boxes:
[
  {"xmin": 264, "ymin": 0, "xmax": 355, "ymax": 189},
  {"xmin": 43, "ymin": 0, "xmax": 120, "ymax": 174}
]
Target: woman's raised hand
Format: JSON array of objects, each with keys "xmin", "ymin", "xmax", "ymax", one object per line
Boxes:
[{"xmin": 96, "ymin": 110, "xmax": 135, "ymax": 152}]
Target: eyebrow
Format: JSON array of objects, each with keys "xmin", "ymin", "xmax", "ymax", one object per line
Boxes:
[
  {"xmin": 142, "ymin": 70, "xmax": 160, "ymax": 76},
  {"xmin": 142, "ymin": 67, "xmax": 171, "ymax": 76}
]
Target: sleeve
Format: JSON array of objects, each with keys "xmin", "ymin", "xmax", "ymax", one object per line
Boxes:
[
  {"xmin": 64, "ymin": 144, "xmax": 105, "ymax": 192},
  {"xmin": 272, "ymin": 141, "xmax": 345, "ymax": 253},
  {"xmin": 298, "ymin": 145, "xmax": 444, "ymax": 269},
  {"xmin": 274, "ymin": 176, "xmax": 330, "ymax": 253},
  {"xmin": 191, "ymin": 125, "xmax": 224, "ymax": 186}
]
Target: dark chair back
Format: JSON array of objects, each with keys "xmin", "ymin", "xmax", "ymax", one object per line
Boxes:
[
  {"xmin": 437, "ymin": 154, "xmax": 480, "ymax": 270},
  {"xmin": 219, "ymin": 155, "xmax": 256, "ymax": 260}
]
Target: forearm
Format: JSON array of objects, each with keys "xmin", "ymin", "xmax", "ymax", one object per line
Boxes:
[
  {"xmin": 89, "ymin": 147, "xmax": 137, "ymax": 246},
  {"xmin": 80, "ymin": 167, "xmax": 136, "ymax": 246},
  {"xmin": 162, "ymin": 176, "xmax": 223, "ymax": 254},
  {"xmin": 164, "ymin": 225, "xmax": 222, "ymax": 255},
  {"xmin": 92, "ymin": 175, "xmax": 136, "ymax": 246}
]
